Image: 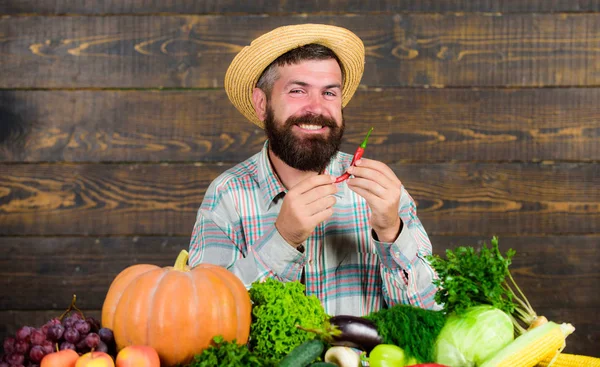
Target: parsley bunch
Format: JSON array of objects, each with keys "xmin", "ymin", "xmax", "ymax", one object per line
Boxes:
[
  {"xmin": 186, "ymin": 336, "xmax": 276, "ymax": 367},
  {"xmin": 427, "ymin": 236, "xmax": 542, "ymax": 335}
]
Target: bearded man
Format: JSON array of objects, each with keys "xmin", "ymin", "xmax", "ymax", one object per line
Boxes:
[{"xmin": 188, "ymin": 24, "xmax": 440, "ymax": 315}]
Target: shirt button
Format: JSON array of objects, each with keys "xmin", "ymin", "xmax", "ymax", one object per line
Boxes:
[{"xmin": 308, "ymin": 258, "xmax": 314, "ymax": 265}]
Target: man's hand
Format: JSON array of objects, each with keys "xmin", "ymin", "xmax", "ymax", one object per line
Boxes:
[
  {"xmin": 346, "ymin": 158, "xmax": 402, "ymax": 242},
  {"xmin": 276, "ymin": 175, "xmax": 338, "ymax": 248}
]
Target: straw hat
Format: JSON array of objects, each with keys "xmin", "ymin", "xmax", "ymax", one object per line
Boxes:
[{"xmin": 224, "ymin": 23, "xmax": 365, "ymax": 128}]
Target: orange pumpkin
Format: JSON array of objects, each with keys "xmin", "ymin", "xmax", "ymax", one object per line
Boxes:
[{"xmin": 101, "ymin": 250, "xmax": 251, "ymax": 367}]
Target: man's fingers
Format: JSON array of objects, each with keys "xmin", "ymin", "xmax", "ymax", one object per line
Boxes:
[
  {"xmin": 311, "ymin": 206, "xmax": 335, "ymax": 225},
  {"xmin": 347, "ymin": 178, "xmax": 387, "ymax": 201},
  {"xmin": 290, "ymin": 174, "xmax": 336, "ymax": 195},
  {"xmin": 354, "ymin": 158, "xmax": 399, "ymax": 183},
  {"xmin": 347, "ymin": 184, "xmax": 380, "ymax": 206},
  {"xmin": 348, "ymin": 166, "xmax": 395, "ymax": 192},
  {"xmin": 301, "ymin": 183, "xmax": 338, "ymax": 205},
  {"xmin": 306, "ymin": 195, "xmax": 336, "ymax": 216}
]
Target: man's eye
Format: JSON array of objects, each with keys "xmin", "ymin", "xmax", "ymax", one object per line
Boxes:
[
  {"xmin": 324, "ymin": 91, "xmax": 336, "ymax": 96},
  {"xmin": 290, "ymin": 89, "xmax": 304, "ymax": 94}
]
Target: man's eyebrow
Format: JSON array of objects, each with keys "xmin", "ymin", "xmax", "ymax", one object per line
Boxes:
[
  {"xmin": 285, "ymin": 80, "xmax": 341, "ymax": 89},
  {"xmin": 286, "ymin": 80, "xmax": 310, "ymax": 88}
]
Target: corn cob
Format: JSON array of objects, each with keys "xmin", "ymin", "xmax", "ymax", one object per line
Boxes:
[
  {"xmin": 480, "ymin": 321, "xmax": 575, "ymax": 367},
  {"xmin": 536, "ymin": 353, "xmax": 600, "ymax": 367}
]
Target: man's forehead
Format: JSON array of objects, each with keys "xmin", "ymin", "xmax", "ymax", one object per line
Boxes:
[{"xmin": 276, "ymin": 59, "xmax": 343, "ymax": 83}]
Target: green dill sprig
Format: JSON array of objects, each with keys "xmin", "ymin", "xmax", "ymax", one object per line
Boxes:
[{"xmin": 365, "ymin": 304, "xmax": 447, "ymax": 363}]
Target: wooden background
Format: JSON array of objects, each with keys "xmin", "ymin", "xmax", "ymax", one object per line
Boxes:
[{"xmin": 1, "ymin": 0, "xmax": 599, "ymax": 357}]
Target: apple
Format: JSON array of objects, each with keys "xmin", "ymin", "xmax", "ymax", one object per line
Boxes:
[
  {"xmin": 75, "ymin": 351, "xmax": 115, "ymax": 367},
  {"xmin": 116, "ymin": 345, "xmax": 160, "ymax": 367},
  {"xmin": 41, "ymin": 349, "xmax": 79, "ymax": 367}
]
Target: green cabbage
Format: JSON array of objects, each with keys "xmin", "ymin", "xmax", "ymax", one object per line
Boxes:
[{"xmin": 434, "ymin": 305, "xmax": 514, "ymax": 367}]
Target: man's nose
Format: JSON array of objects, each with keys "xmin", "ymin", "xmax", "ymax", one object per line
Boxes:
[{"xmin": 304, "ymin": 92, "xmax": 324, "ymax": 115}]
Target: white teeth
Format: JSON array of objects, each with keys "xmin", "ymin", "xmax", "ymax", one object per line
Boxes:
[{"xmin": 299, "ymin": 124, "xmax": 323, "ymax": 130}]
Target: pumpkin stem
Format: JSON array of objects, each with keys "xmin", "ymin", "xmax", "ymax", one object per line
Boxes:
[{"xmin": 174, "ymin": 249, "xmax": 190, "ymax": 271}]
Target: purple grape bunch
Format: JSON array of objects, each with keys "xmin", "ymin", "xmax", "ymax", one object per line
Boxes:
[{"xmin": 0, "ymin": 296, "xmax": 116, "ymax": 367}]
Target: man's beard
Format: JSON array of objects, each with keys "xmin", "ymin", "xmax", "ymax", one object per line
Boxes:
[{"xmin": 264, "ymin": 106, "xmax": 345, "ymax": 173}]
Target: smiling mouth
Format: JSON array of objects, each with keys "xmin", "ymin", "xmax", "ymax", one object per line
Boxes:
[{"xmin": 297, "ymin": 124, "xmax": 325, "ymax": 130}]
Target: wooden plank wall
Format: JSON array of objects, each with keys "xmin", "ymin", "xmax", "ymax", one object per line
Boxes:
[{"xmin": 1, "ymin": 1, "xmax": 599, "ymax": 357}]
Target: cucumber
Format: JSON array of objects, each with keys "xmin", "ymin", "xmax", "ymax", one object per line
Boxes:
[
  {"xmin": 278, "ymin": 339, "xmax": 325, "ymax": 367},
  {"xmin": 309, "ymin": 363, "xmax": 338, "ymax": 367}
]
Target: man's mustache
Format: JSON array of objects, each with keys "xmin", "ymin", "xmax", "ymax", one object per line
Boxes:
[{"xmin": 285, "ymin": 114, "xmax": 338, "ymax": 129}]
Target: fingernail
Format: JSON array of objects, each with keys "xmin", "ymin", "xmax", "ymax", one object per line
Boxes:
[
  {"xmin": 347, "ymin": 166, "xmax": 354, "ymax": 173},
  {"xmin": 355, "ymin": 159, "xmax": 362, "ymax": 165}
]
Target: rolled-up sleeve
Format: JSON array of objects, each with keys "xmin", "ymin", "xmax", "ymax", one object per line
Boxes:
[
  {"xmin": 372, "ymin": 187, "xmax": 441, "ymax": 310},
  {"xmin": 189, "ymin": 186, "xmax": 305, "ymax": 288}
]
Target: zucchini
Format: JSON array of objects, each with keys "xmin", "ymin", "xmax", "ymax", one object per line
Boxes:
[{"xmin": 278, "ymin": 339, "xmax": 325, "ymax": 367}]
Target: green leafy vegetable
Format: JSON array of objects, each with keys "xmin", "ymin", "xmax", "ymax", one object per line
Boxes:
[
  {"xmin": 427, "ymin": 236, "xmax": 542, "ymax": 335},
  {"xmin": 434, "ymin": 305, "xmax": 514, "ymax": 367},
  {"xmin": 364, "ymin": 303, "xmax": 447, "ymax": 363},
  {"xmin": 249, "ymin": 278, "xmax": 328, "ymax": 361},
  {"xmin": 185, "ymin": 336, "xmax": 275, "ymax": 367}
]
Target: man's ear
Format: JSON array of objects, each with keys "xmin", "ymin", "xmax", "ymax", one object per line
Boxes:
[{"xmin": 252, "ymin": 88, "xmax": 268, "ymax": 122}]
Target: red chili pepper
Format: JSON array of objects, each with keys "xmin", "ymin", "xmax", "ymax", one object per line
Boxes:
[
  {"xmin": 334, "ymin": 127, "xmax": 374, "ymax": 183},
  {"xmin": 334, "ymin": 172, "xmax": 352, "ymax": 183}
]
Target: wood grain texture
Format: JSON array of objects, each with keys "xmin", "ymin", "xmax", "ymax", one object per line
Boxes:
[
  {"xmin": 2, "ymin": 0, "xmax": 600, "ymax": 14},
  {"xmin": 1, "ymin": 88, "xmax": 599, "ymax": 163},
  {"xmin": 0, "ymin": 237, "xmax": 184, "ymax": 310},
  {"xmin": 0, "ymin": 235, "xmax": 597, "ymax": 356},
  {"xmin": 3, "ymin": 13, "xmax": 600, "ymax": 88},
  {"xmin": 0, "ymin": 162, "xmax": 597, "ymax": 236},
  {"xmin": 0, "ymin": 163, "xmax": 208, "ymax": 236}
]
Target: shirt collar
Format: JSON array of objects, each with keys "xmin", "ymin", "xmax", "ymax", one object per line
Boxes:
[
  {"xmin": 257, "ymin": 140, "xmax": 348, "ymax": 208},
  {"xmin": 257, "ymin": 141, "xmax": 287, "ymax": 207}
]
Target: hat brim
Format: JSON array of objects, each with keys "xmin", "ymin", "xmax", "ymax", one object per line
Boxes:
[{"xmin": 224, "ymin": 23, "xmax": 365, "ymax": 128}]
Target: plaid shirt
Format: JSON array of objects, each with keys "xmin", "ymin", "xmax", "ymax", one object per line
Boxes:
[{"xmin": 189, "ymin": 141, "xmax": 440, "ymax": 316}]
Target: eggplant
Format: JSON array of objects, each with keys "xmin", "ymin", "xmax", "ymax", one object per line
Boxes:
[{"xmin": 327, "ymin": 315, "xmax": 382, "ymax": 353}]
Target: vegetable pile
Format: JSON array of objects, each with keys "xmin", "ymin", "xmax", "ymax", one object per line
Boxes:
[
  {"xmin": 426, "ymin": 236, "xmax": 546, "ymax": 334},
  {"xmin": 9, "ymin": 236, "xmax": 593, "ymax": 367},
  {"xmin": 181, "ymin": 236, "xmax": 585, "ymax": 367},
  {"xmin": 425, "ymin": 236, "xmax": 578, "ymax": 367}
]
